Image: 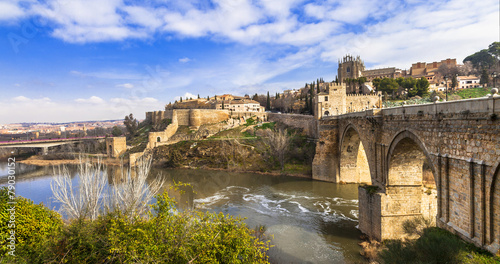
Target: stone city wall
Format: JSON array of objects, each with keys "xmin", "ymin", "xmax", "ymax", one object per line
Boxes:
[
  {"xmin": 345, "ymin": 93, "xmax": 381, "ymax": 112},
  {"xmin": 268, "ymin": 113, "xmax": 317, "ymax": 138}
]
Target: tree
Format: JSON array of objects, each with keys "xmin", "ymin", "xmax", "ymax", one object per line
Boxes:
[
  {"xmin": 305, "ymin": 94, "xmax": 309, "ymax": 113},
  {"xmin": 309, "ymin": 84, "xmax": 314, "ymax": 115},
  {"xmin": 451, "ymin": 75, "xmax": 458, "ymax": 89},
  {"xmin": 266, "ymin": 91, "xmax": 270, "ymax": 110},
  {"xmin": 463, "ymin": 49, "xmax": 497, "ymax": 70},
  {"xmin": 222, "ymin": 101, "xmax": 225, "ymax": 109},
  {"xmin": 372, "ymin": 78, "xmax": 381, "ymax": 89},
  {"xmin": 263, "ymin": 128, "xmax": 293, "ymax": 171},
  {"xmin": 377, "ymin": 78, "xmax": 399, "ymax": 95},
  {"xmin": 124, "ymin": 114, "xmax": 138, "ymax": 136},
  {"xmin": 197, "ymin": 94, "xmax": 200, "ymax": 99},
  {"xmin": 415, "ymin": 77, "xmax": 430, "ymax": 96},
  {"xmin": 180, "ymin": 97, "xmax": 182, "ymax": 102},
  {"xmin": 488, "ymin": 42, "xmax": 500, "ymax": 58},
  {"xmin": 480, "ymin": 69, "xmax": 489, "ymax": 85},
  {"xmin": 111, "ymin": 126, "xmax": 123, "ymax": 137}
]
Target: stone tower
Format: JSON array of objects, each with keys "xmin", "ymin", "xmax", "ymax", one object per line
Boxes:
[{"xmin": 337, "ymin": 54, "xmax": 365, "ymax": 83}]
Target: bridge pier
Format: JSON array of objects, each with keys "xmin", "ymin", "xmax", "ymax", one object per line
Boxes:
[{"xmin": 41, "ymin": 147, "xmax": 49, "ymax": 155}]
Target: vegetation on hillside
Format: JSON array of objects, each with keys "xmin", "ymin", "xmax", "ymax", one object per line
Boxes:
[
  {"xmin": 451, "ymin": 87, "xmax": 490, "ymax": 99},
  {"xmin": 154, "ymin": 121, "xmax": 315, "ymax": 175}
]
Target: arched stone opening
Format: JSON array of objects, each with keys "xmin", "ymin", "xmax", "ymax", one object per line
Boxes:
[
  {"xmin": 489, "ymin": 164, "xmax": 500, "ymax": 248},
  {"xmin": 385, "ymin": 133, "xmax": 438, "ymax": 238},
  {"xmin": 339, "ymin": 126, "xmax": 371, "ymax": 183},
  {"xmin": 108, "ymin": 145, "xmax": 112, "ymax": 156},
  {"xmin": 157, "ymin": 136, "xmax": 161, "ymax": 142}
]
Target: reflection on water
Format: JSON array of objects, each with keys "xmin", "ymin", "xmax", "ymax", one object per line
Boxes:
[{"xmin": 1, "ymin": 163, "xmax": 366, "ymax": 263}]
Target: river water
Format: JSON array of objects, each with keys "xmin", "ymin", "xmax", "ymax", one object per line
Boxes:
[{"xmin": 0, "ymin": 162, "xmax": 365, "ymax": 264}]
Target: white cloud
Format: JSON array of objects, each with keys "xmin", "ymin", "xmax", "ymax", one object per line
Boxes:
[
  {"xmin": 0, "ymin": 1, "xmax": 25, "ymax": 21},
  {"xmin": 0, "ymin": 96, "xmax": 163, "ymax": 123},
  {"xmin": 116, "ymin": 83, "xmax": 134, "ymax": 89},
  {"xmin": 75, "ymin": 96, "xmax": 104, "ymax": 104},
  {"xmin": 179, "ymin": 57, "xmax": 191, "ymax": 63},
  {"xmin": 70, "ymin": 70, "xmax": 143, "ymax": 80}
]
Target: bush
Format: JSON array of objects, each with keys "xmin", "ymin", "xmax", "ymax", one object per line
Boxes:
[
  {"xmin": 379, "ymin": 227, "xmax": 499, "ymax": 264},
  {"xmin": 5, "ymin": 190, "xmax": 271, "ymax": 263},
  {"xmin": 107, "ymin": 192, "xmax": 271, "ymax": 263},
  {"xmin": 0, "ymin": 187, "xmax": 62, "ymax": 259}
]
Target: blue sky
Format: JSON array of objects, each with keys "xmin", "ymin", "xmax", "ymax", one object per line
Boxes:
[{"xmin": 0, "ymin": 0, "xmax": 498, "ymax": 123}]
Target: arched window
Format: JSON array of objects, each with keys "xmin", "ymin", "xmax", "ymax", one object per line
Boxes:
[
  {"xmin": 346, "ymin": 67, "xmax": 351, "ymax": 73},
  {"xmin": 157, "ymin": 137, "xmax": 161, "ymax": 142}
]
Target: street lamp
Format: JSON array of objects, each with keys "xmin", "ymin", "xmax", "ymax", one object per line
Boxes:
[
  {"xmin": 491, "ymin": 72, "xmax": 497, "ymax": 88},
  {"xmin": 350, "ymin": 102, "xmax": 353, "ymax": 113}
]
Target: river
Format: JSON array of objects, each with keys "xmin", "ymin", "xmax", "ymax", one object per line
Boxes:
[{"xmin": 0, "ymin": 162, "xmax": 365, "ymax": 264}]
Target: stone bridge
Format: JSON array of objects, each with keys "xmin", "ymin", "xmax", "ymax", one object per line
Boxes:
[{"xmin": 312, "ymin": 95, "xmax": 500, "ymax": 254}]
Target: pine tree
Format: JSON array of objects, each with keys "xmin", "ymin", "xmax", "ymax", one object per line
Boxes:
[
  {"xmin": 266, "ymin": 91, "xmax": 270, "ymax": 110},
  {"xmin": 180, "ymin": 97, "xmax": 182, "ymax": 102},
  {"xmin": 305, "ymin": 94, "xmax": 309, "ymax": 113},
  {"xmin": 222, "ymin": 101, "xmax": 225, "ymax": 109},
  {"xmin": 197, "ymin": 94, "xmax": 200, "ymax": 99},
  {"xmin": 309, "ymin": 86, "xmax": 314, "ymax": 115},
  {"xmin": 207, "ymin": 95, "xmax": 210, "ymax": 100}
]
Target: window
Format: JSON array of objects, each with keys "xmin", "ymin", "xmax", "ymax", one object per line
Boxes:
[
  {"xmin": 325, "ymin": 96, "xmax": 328, "ymax": 101},
  {"xmin": 346, "ymin": 67, "xmax": 350, "ymax": 73}
]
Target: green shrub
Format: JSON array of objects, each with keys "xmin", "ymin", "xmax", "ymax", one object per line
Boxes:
[
  {"xmin": 379, "ymin": 227, "xmax": 499, "ymax": 264},
  {"xmin": 7, "ymin": 190, "xmax": 271, "ymax": 263},
  {"xmin": 107, "ymin": 192, "xmax": 271, "ymax": 263},
  {"xmin": 0, "ymin": 187, "xmax": 62, "ymax": 258}
]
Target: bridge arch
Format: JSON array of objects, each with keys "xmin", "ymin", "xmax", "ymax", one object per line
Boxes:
[
  {"xmin": 339, "ymin": 124, "xmax": 372, "ymax": 183},
  {"xmin": 489, "ymin": 161, "xmax": 500, "ymax": 247},
  {"xmin": 386, "ymin": 130, "xmax": 437, "ymax": 186},
  {"xmin": 383, "ymin": 130, "xmax": 438, "ymax": 236}
]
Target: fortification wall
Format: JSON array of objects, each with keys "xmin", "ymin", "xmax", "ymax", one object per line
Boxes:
[
  {"xmin": 190, "ymin": 109, "xmax": 230, "ymax": 127},
  {"xmin": 172, "ymin": 109, "xmax": 191, "ymax": 126},
  {"xmin": 268, "ymin": 113, "xmax": 317, "ymax": 138},
  {"xmin": 146, "ymin": 110, "xmax": 170, "ymax": 127},
  {"xmin": 346, "ymin": 94, "xmax": 381, "ymax": 112},
  {"xmin": 106, "ymin": 137, "xmax": 127, "ymax": 158}
]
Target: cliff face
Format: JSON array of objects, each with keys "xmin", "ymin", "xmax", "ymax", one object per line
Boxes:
[{"xmin": 152, "ymin": 128, "xmax": 316, "ymax": 176}]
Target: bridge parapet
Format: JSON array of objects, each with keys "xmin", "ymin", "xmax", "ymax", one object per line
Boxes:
[
  {"xmin": 382, "ymin": 96, "xmax": 499, "ymax": 116},
  {"xmin": 333, "ymin": 95, "xmax": 500, "ymax": 120}
]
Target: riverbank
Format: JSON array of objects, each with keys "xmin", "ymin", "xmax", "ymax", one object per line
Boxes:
[{"xmin": 16, "ymin": 155, "xmax": 124, "ymax": 166}]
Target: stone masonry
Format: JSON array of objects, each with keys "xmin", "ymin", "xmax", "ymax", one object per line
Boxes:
[{"xmin": 312, "ymin": 95, "xmax": 500, "ymax": 254}]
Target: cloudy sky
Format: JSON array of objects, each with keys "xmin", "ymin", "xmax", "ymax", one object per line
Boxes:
[{"xmin": 0, "ymin": 0, "xmax": 498, "ymax": 123}]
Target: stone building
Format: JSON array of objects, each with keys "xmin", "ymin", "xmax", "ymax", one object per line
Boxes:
[
  {"xmin": 409, "ymin": 58, "xmax": 457, "ymax": 83},
  {"xmin": 338, "ymin": 55, "xmax": 365, "ymax": 91},
  {"xmin": 362, "ymin": 67, "xmax": 407, "ymax": 81},
  {"xmin": 106, "ymin": 137, "xmax": 126, "ymax": 158},
  {"xmin": 314, "ymin": 82, "xmax": 381, "ymax": 119},
  {"xmin": 216, "ymin": 99, "xmax": 265, "ymax": 112}
]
